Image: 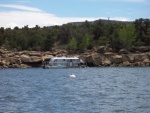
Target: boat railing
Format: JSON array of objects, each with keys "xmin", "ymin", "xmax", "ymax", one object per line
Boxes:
[{"xmin": 49, "ymin": 62, "xmax": 80, "ymax": 67}]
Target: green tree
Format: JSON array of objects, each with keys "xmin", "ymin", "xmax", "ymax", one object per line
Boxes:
[
  {"xmin": 0, "ymin": 27, "xmax": 5, "ymax": 47},
  {"xmin": 134, "ymin": 18, "xmax": 150, "ymax": 46},
  {"xmin": 142, "ymin": 27, "xmax": 150, "ymax": 46},
  {"xmin": 68, "ymin": 37, "xmax": 77, "ymax": 51},
  {"xmin": 43, "ymin": 34, "xmax": 54, "ymax": 51},
  {"xmin": 93, "ymin": 20, "xmax": 105, "ymax": 40},
  {"xmin": 110, "ymin": 29, "xmax": 122, "ymax": 52},
  {"xmin": 119, "ymin": 24, "xmax": 136, "ymax": 49},
  {"xmin": 57, "ymin": 25, "xmax": 71, "ymax": 44},
  {"xmin": 0, "ymin": 34, "xmax": 3, "ymax": 46},
  {"xmin": 79, "ymin": 34, "xmax": 93, "ymax": 51}
]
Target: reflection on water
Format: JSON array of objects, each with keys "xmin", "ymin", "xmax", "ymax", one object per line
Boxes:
[{"xmin": 0, "ymin": 67, "xmax": 150, "ymax": 113}]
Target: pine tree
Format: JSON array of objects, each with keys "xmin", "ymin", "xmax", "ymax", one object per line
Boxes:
[{"xmin": 68, "ymin": 37, "xmax": 77, "ymax": 51}]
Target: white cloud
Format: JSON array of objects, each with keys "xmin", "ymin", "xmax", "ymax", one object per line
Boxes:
[
  {"xmin": 110, "ymin": 17, "xmax": 132, "ymax": 21},
  {"xmin": 0, "ymin": 4, "xmax": 42, "ymax": 12},
  {"xmin": 0, "ymin": 4, "xmax": 132, "ymax": 29},
  {"xmin": 0, "ymin": 11, "xmax": 100, "ymax": 28}
]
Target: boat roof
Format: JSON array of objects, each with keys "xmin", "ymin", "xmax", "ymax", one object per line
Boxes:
[{"xmin": 51, "ymin": 56, "xmax": 79, "ymax": 60}]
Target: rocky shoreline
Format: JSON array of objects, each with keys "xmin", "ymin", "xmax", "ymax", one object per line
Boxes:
[{"xmin": 0, "ymin": 46, "xmax": 150, "ymax": 68}]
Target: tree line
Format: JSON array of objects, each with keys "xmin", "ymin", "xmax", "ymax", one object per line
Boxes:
[{"xmin": 0, "ymin": 18, "xmax": 150, "ymax": 52}]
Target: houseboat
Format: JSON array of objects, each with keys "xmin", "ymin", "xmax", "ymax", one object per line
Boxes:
[{"xmin": 43, "ymin": 56, "xmax": 86, "ymax": 69}]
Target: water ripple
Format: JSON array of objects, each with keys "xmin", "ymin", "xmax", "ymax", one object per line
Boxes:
[{"xmin": 0, "ymin": 67, "xmax": 150, "ymax": 113}]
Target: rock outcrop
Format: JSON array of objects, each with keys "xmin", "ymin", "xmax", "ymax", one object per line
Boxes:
[{"xmin": 0, "ymin": 46, "xmax": 150, "ymax": 68}]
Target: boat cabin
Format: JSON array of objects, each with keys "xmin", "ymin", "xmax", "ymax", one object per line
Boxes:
[{"xmin": 43, "ymin": 56, "xmax": 86, "ymax": 68}]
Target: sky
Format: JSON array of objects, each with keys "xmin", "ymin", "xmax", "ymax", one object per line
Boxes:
[{"xmin": 0, "ymin": 0, "xmax": 150, "ymax": 28}]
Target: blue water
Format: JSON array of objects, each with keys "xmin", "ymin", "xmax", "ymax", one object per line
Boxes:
[{"xmin": 0, "ymin": 67, "xmax": 150, "ymax": 113}]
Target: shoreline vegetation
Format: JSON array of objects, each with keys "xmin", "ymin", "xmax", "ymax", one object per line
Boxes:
[{"xmin": 0, "ymin": 18, "xmax": 150, "ymax": 68}]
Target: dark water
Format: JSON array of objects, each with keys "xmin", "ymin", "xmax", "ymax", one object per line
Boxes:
[{"xmin": 0, "ymin": 67, "xmax": 150, "ymax": 113}]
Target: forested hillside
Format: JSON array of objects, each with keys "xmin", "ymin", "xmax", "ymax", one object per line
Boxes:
[{"xmin": 0, "ymin": 18, "xmax": 149, "ymax": 52}]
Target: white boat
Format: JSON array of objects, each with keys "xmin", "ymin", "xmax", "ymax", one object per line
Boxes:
[{"xmin": 43, "ymin": 56, "xmax": 86, "ymax": 69}]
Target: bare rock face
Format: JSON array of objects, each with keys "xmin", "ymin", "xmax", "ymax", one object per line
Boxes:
[
  {"xmin": 143, "ymin": 58, "xmax": 150, "ymax": 63},
  {"xmin": 30, "ymin": 56, "xmax": 41, "ymax": 63},
  {"xmin": 104, "ymin": 52, "xmax": 115, "ymax": 61},
  {"xmin": 28, "ymin": 51, "xmax": 41, "ymax": 56},
  {"xmin": 134, "ymin": 53, "xmax": 148, "ymax": 62},
  {"xmin": 21, "ymin": 55, "xmax": 31, "ymax": 63},
  {"xmin": 86, "ymin": 55, "xmax": 94, "ymax": 66},
  {"xmin": 0, "ymin": 60, "xmax": 6, "ymax": 66},
  {"xmin": 103, "ymin": 58, "xmax": 111, "ymax": 66},
  {"xmin": 92, "ymin": 54, "xmax": 103, "ymax": 66},
  {"xmin": 111, "ymin": 55, "xmax": 123, "ymax": 64},
  {"xmin": 84, "ymin": 54, "xmax": 103, "ymax": 66},
  {"xmin": 0, "ymin": 46, "xmax": 150, "ymax": 68},
  {"xmin": 96, "ymin": 46, "xmax": 105, "ymax": 53},
  {"xmin": 119, "ymin": 49, "xmax": 128, "ymax": 54},
  {"xmin": 44, "ymin": 55, "xmax": 53, "ymax": 61},
  {"xmin": 20, "ymin": 54, "xmax": 41, "ymax": 63},
  {"xmin": 143, "ymin": 58, "xmax": 150, "ymax": 66},
  {"xmin": 0, "ymin": 59, "xmax": 9, "ymax": 68},
  {"xmin": 10, "ymin": 57, "xmax": 21, "ymax": 65},
  {"xmin": 123, "ymin": 61, "xmax": 130, "ymax": 66},
  {"xmin": 122, "ymin": 54, "xmax": 134, "ymax": 63},
  {"xmin": 0, "ymin": 49, "xmax": 55, "ymax": 68}
]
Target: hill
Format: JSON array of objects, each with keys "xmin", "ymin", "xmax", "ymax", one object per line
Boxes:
[{"xmin": 68, "ymin": 19, "xmax": 132, "ymax": 26}]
